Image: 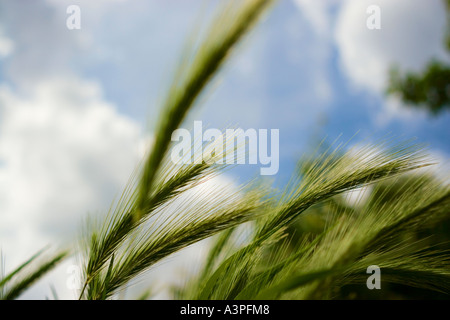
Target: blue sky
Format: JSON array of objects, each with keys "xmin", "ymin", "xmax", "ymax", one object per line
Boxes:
[{"xmin": 0, "ymin": 0, "xmax": 449, "ymax": 299}]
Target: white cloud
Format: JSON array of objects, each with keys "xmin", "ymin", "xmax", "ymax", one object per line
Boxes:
[
  {"xmin": 293, "ymin": 0, "xmax": 449, "ymax": 124},
  {"xmin": 0, "ymin": 77, "xmax": 145, "ymax": 298},
  {"xmin": 0, "ymin": 30, "xmax": 14, "ymax": 58},
  {"xmin": 335, "ymin": 0, "xmax": 448, "ymax": 92}
]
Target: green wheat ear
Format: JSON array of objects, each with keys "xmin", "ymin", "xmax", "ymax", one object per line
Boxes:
[
  {"xmin": 79, "ymin": 0, "xmax": 276, "ymax": 300},
  {"xmin": 178, "ymin": 145, "xmax": 449, "ymax": 300},
  {"xmin": 135, "ymin": 0, "xmax": 277, "ymax": 217},
  {"xmin": 78, "ymin": 0, "xmax": 450, "ymax": 300}
]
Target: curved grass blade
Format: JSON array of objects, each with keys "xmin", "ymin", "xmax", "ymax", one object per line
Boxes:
[{"xmin": 1, "ymin": 250, "xmax": 68, "ymax": 300}]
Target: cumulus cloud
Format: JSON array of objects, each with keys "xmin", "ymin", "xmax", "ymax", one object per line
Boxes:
[
  {"xmin": 334, "ymin": 0, "xmax": 448, "ymax": 123},
  {"xmin": 293, "ymin": 0, "xmax": 449, "ymax": 126},
  {"xmin": 335, "ymin": 0, "xmax": 448, "ymax": 92},
  {"xmin": 0, "ymin": 77, "xmax": 146, "ymax": 297}
]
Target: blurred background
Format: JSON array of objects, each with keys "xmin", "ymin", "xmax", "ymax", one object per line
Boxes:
[{"xmin": 0, "ymin": 0, "xmax": 448, "ymax": 299}]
